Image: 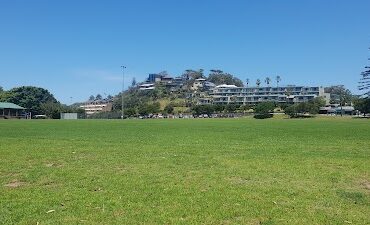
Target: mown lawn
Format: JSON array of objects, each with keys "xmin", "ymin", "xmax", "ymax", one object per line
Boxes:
[{"xmin": 0, "ymin": 117, "xmax": 369, "ymax": 224}]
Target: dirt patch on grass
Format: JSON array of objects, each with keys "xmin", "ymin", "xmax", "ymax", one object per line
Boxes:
[
  {"xmin": 4, "ymin": 180, "xmax": 26, "ymax": 188},
  {"xmin": 228, "ymin": 176, "xmax": 250, "ymax": 185},
  {"xmin": 362, "ymin": 180, "xmax": 370, "ymax": 191},
  {"xmin": 45, "ymin": 163, "xmax": 63, "ymax": 168}
]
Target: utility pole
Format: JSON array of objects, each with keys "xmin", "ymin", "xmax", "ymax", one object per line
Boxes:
[{"xmin": 121, "ymin": 66, "xmax": 126, "ymax": 119}]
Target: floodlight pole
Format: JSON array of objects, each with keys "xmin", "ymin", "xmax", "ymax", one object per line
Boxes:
[{"xmin": 121, "ymin": 65, "xmax": 126, "ymax": 119}]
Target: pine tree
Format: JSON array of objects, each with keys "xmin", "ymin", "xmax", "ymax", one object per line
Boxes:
[{"xmin": 359, "ymin": 48, "xmax": 370, "ymax": 98}]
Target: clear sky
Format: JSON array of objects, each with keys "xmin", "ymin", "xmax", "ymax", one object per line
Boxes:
[{"xmin": 1, "ymin": 0, "xmax": 369, "ymax": 104}]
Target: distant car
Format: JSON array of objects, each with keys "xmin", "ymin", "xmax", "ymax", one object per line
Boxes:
[{"xmin": 34, "ymin": 115, "xmax": 47, "ymax": 119}]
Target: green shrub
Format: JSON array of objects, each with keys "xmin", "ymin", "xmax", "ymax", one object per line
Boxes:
[
  {"xmin": 254, "ymin": 102, "xmax": 275, "ymax": 119},
  {"xmin": 284, "ymin": 97, "xmax": 325, "ymax": 118},
  {"xmin": 254, "ymin": 113, "xmax": 273, "ymax": 119}
]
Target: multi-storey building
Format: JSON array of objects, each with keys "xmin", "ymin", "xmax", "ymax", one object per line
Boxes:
[
  {"xmin": 147, "ymin": 74, "xmax": 163, "ymax": 83},
  {"xmin": 80, "ymin": 100, "xmax": 113, "ymax": 116},
  {"xmin": 144, "ymin": 73, "xmax": 188, "ymax": 91},
  {"xmin": 210, "ymin": 85, "xmax": 330, "ymax": 104},
  {"xmin": 147, "ymin": 73, "xmax": 175, "ymax": 83}
]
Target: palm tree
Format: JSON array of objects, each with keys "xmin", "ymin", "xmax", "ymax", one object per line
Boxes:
[
  {"xmin": 265, "ymin": 77, "xmax": 271, "ymax": 87},
  {"xmin": 276, "ymin": 75, "xmax": 281, "ymax": 88},
  {"xmin": 256, "ymin": 79, "xmax": 261, "ymax": 87},
  {"xmin": 265, "ymin": 77, "xmax": 271, "ymax": 100}
]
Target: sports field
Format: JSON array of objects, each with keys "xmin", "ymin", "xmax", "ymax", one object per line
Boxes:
[{"xmin": 0, "ymin": 117, "xmax": 369, "ymax": 224}]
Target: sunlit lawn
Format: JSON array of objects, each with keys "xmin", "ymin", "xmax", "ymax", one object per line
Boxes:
[{"xmin": 0, "ymin": 117, "xmax": 369, "ymax": 224}]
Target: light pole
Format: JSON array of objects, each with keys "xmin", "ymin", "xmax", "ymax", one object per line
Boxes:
[{"xmin": 121, "ymin": 66, "xmax": 126, "ymax": 119}]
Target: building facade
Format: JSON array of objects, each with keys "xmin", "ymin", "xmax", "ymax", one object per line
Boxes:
[
  {"xmin": 148, "ymin": 74, "xmax": 163, "ymax": 83},
  {"xmin": 319, "ymin": 105, "xmax": 355, "ymax": 115},
  {"xmin": 139, "ymin": 83, "xmax": 155, "ymax": 90},
  {"xmin": 144, "ymin": 73, "xmax": 188, "ymax": 91},
  {"xmin": 80, "ymin": 100, "xmax": 113, "ymax": 116},
  {"xmin": 210, "ymin": 85, "xmax": 330, "ymax": 104}
]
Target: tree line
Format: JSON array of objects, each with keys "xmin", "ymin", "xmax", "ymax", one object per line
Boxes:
[
  {"xmin": 0, "ymin": 86, "xmax": 84, "ymax": 119},
  {"xmin": 1, "ymin": 51, "xmax": 370, "ymax": 120}
]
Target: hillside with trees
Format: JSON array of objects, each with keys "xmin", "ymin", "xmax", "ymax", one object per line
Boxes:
[
  {"xmin": 1, "ymin": 66, "xmax": 361, "ymax": 119},
  {"xmin": 207, "ymin": 70, "xmax": 244, "ymax": 87}
]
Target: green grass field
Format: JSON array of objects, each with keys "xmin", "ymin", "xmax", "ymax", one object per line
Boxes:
[{"xmin": 0, "ymin": 117, "xmax": 369, "ymax": 224}]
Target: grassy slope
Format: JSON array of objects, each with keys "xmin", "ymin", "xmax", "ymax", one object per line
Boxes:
[{"xmin": 0, "ymin": 117, "xmax": 369, "ymax": 224}]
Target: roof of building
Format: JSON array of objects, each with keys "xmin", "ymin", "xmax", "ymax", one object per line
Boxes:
[
  {"xmin": 139, "ymin": 83, "xmax": 155, "ymax": 87},
  {"xmin": 320, "ymin": 106, "xmax": 354, "ymax": 111},
  {"xmin": 140, "ymin": 87, "xmax": 155, "ymax": 90},
  {"xmin": 195, "ymin": 78, "xmax": 206, "ymax": 81},
  {"xmin": 0, "ymin": 102, "xmax": 25, "ymax": 109},
  {"xmin": 216, "ymin": 84, "xmax": 238, "ymax": 88},
  {"xmin": 204, "ymin": 81, "xmax": 216, "ymax": 87},
  {"xmin": 86, "ymin": 99, "xmax": 112, "ymax": 104}
]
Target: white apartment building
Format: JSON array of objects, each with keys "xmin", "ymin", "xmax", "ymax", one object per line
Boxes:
[
  {"xmin": 210, "ymin": 85, "xmax": 330, "ymax": 104},
  {"xmin": 80, "ymin": 100, "xmax": 113, "ymax": 116}
]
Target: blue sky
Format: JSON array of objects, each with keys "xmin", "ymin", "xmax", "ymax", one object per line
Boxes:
[{"xmin": 1, "ymin": 0, "xmax": 369, "ymax": 104}]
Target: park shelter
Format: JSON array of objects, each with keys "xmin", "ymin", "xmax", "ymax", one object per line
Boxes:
[{"xmin": 0, "ymin": 102, "xmax": 26, "ymax": 119}]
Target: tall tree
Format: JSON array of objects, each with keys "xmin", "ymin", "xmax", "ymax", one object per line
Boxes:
[
  {"xmin": 324, "ymin": 85, "xmax": 352, "ymax": 116},
  {"xmin": 256, "ymin": 79, "xmax": 261, "ymax": 87},
  {"xmin": 264, "ymin": 77, "xmax": 271, "ymax": 99},
  {"xmin": 106, "ymin": 95, "xmax": 113, "ymax": 101},
  {"xmin": 245, "ymin": 78, "xmax": 250, "ymax": 87},
  {"xmin": 359, "ymin": 48, "xmax": 370, "ymax": 98},
  {"xmin": 324, "ymin": 85, "xmax": 352, "ymax": 105},
  {"xmin": 158, "ymin": 71, "xmax": 169, "ymax": 77},
  {"xmin": 284, "ymin": 97, "xmax": 326, "ymax": 118},
  {"xmin": 88, "ymin": 95, "xmax": 95, "ymax": 101},
  {"xmin": 276, "ymin": 76, "xmax": 281, "ymax": 87},
  {"xmin": 95, "ymin": 94, "xmax": 103, "ymax": 101},
  {"xmin": 265, "ymin": 77, "xmax": 271, "ymax": 87},
  {"xmin": 131, "ymin": 77, "xmax": 137, "ymax": 87},
  {"xmin": 353, "ymin": 97, "xmax": 370, "ymax": 116},
  {"xmin": 208, "ymin": 70, "xmax": 243, "ymax": 87},
  {"xmin": 182, "ymin": 69, "xmax": 204, "ymax": 80},
  {"xmin": 40, "ymin": 101, "xmax": 63, "ymax": 119}
]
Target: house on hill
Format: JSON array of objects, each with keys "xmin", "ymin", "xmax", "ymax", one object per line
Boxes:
[
  {"xmin": 191, "ymin": 78, "xmax": 207, "ymax": 90},
  {"xmin": 0, "ymin": 102, "xmax": 26, "ymax": 119},
  {"xmin": 80, "ymin": 100, "xmax": 113, "ymax": 116},
  {"xmin": 139, "ymin": 83, "xmax": 155, "ymax": 90}
]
